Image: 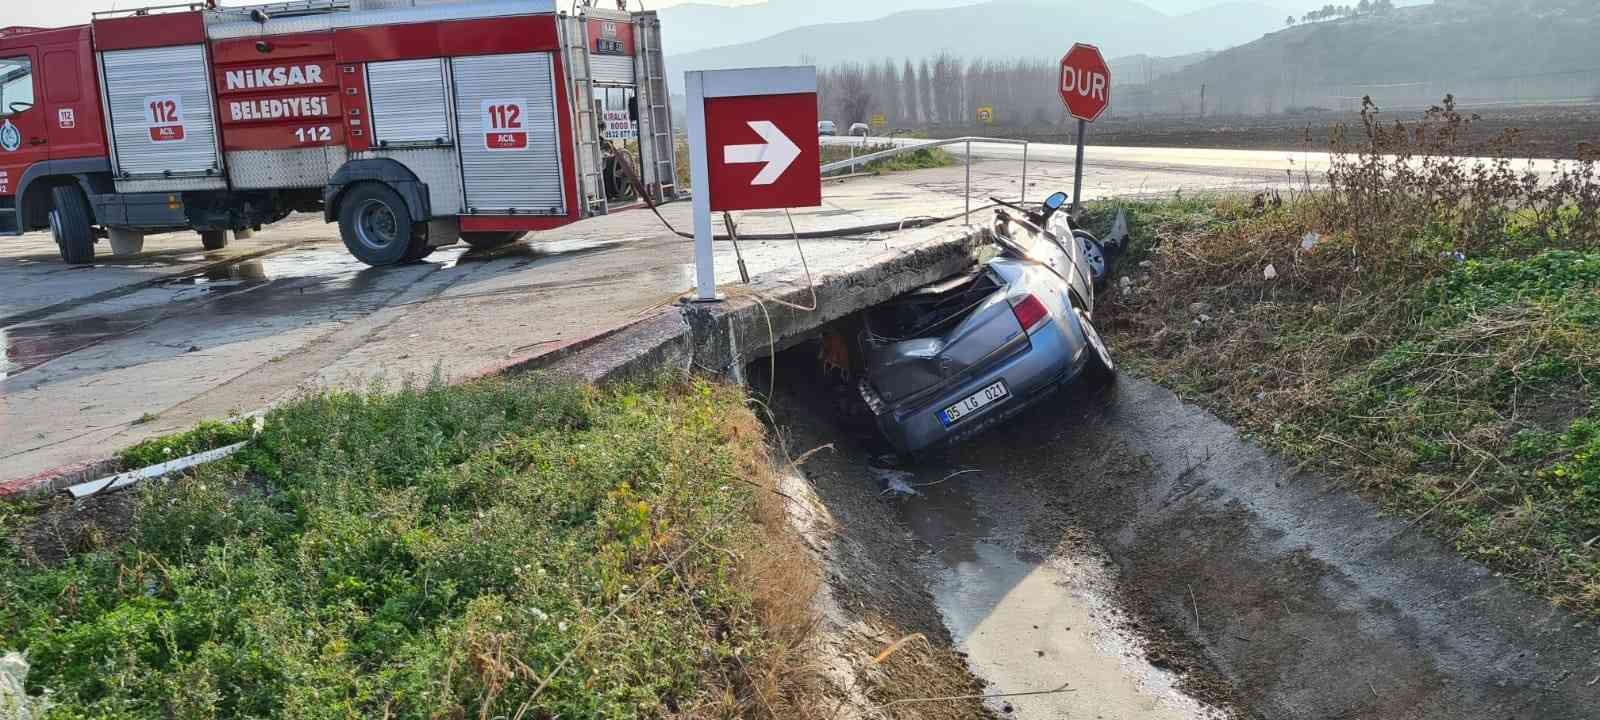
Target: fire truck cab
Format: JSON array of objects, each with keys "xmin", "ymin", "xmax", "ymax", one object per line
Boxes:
[{"xmin": 0, "ymin": 0, "xmax": 677, "ymax": 266}]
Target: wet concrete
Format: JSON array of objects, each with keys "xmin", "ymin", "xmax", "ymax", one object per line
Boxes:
[
  {"xmin": 884, "ymin": 461, "xmax": 1219, "ymax": 718},
  {"xmin": 3, "ymin": 170, "xmax": 1022, "ymax": 491},
  {"xmin": 765, "ymin": 339, "xmax": 1600, "ymax": 718}
]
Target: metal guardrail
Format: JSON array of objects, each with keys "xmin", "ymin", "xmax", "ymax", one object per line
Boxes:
[{"xmin": 820, "ymin": 136, "xmax": 1031, "ymax": 225}]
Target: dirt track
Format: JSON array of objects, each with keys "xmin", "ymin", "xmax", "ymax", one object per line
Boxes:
[{"xmin": 771, "ymin": 359, "xmax": 1600, "ymax": 719}]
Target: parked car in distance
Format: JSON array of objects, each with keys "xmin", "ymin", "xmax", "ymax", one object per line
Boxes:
[
  {"xmin": 818, "ymin": 120, "xmax": 838, "ymax": 136},
  {"xmin": 853, "ymin": 191, "xmax": 1115, "ymax": 456},
  {"xmin": 848, "ymin": 122, "xmax": 871, "ymax": 137}
]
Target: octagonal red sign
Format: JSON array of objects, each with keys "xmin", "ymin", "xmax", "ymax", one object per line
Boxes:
[{"xmin": 1059, "ymin": 43, "xmax": 1111, "ymax": 122}]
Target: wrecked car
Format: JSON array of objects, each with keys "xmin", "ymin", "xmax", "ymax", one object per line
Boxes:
[{"xmin": 853, "ymin": 192, "xmax": 1116, "ymax": 456}]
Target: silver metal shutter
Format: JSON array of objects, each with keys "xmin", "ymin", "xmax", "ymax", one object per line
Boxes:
[
  {"xmin": 452, "ymin": 53, "xmax": 564, "ymax": 215},
  {"xmin": 589, "ymin": 55, "xmax": 634, "ymax": 85},
  {"xmin": 100, "ymin": 45, "xmax": 222, "ymax": 181},
  {"xmin": 367, "ymin": 59, "xmax": 452, "ymax": 147}
]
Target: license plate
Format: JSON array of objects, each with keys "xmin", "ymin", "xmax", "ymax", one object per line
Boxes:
[{"xmin": 939, "ymin": 381, "xmax": 1009, "ymax": 427}]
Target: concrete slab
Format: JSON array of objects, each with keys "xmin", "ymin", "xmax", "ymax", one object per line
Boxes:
[
  {"xmin": 0, "ymin": 171, "xmax": 990, "ymax": 492},
  {"xmin": 3, "ymin": 152, "xmax": 1293, "ymax": 493}
]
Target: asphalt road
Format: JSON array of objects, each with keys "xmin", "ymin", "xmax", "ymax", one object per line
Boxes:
[{"xmin": 825, "ymin": 134, "xmax": 1572, "ymax": 190}]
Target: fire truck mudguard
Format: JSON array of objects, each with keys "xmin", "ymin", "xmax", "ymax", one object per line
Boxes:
[
  {"xmin": 15, "ymin": 158, "xmax": 111, "ymax": 233},
  {"xmin": 323, "ymin": 158, "xmax": 430, "ymax": 226}
]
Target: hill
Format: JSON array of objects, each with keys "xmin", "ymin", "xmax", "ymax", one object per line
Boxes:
[
  {"xmin": 1140, "ymin": 0, "xmax": 1600, "ymax": 115},
  {"xmin": 664, "ymin": 0, "xmax": 1284, "ymax": 90}
]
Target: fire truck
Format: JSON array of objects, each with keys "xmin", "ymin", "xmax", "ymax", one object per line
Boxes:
[{"xmin": 0, "ymin": 0, "xmax": 678, "ymax": 266}]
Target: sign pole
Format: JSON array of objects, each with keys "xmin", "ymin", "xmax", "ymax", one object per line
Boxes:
[
  {"xmin": 685, "ymin": 71, "xmax": 719, "ymax": 303},
  {"xmin": 1071, "ymin": 118, "xmax": 1086, "ymax": 217}
]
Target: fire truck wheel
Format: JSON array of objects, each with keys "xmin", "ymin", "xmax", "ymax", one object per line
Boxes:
[
  {"xmin": 50, "ymin": 185, "xmax": 95, "ymax": 265},
  {"xmin": 108, "ymin": 228, "xmax": 145, "ymax": 256},
  {"xmin": 338, "ymin": 183, "xmax": 423, "ymax": 266},
  {"xmin": 461, "ymin": 231, "xmax": 527, "ymax": 250},
  {"xmin": 200, "ymin": 230, "xmax": 229, "ymax": 250}
]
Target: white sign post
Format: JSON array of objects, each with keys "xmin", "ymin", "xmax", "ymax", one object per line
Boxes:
[{"xmin": 684, "ymin": 66, "xmax": 819, "ymax": 303}]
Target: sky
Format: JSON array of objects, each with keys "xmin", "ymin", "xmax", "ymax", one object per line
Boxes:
[
  {"xmin": 7, "ymin": 0, "xmax": 740, "ymax": 28},
  {"xmin": 9, "ymin": 0, "xmax": 1404, "ymax": 31}
]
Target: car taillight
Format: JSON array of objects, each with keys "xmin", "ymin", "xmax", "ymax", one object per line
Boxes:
[{"xmin": 1011, "ymin": 294, "xmax": 1049, "ymax": 332}]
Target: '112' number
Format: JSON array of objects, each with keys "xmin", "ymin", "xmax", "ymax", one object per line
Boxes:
[{"xmin": 294, "ymin": 126, "xmax": 333, "ymax": 144}]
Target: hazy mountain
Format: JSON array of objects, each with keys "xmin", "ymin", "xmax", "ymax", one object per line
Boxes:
[
  {"xmin": 655, "ymin": 0, "xmax": 1391, "ymax": 56},
  {"xmin": 1140, "ymin": 0, "xmax": 1600, "ymax": 115},
  {"xmin": 664, "ymin": 0, "xmax": 1284, "ymax": 89},
  {"xmin": 658, "ymin": 0, "xmax": 984, "ymax": 56}
]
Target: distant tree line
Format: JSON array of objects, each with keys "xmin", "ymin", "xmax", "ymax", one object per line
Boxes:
[
  {"xmin": 1297, "ymin": 0, "xmax": 1396, "ymax": 24},
  {"xmin": 815, "ymin": 53, "xmax": 1073, "ymax": 129}
]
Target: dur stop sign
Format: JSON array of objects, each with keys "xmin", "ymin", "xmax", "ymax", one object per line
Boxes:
[
  {"xmin": 1059, "ymin": 43, "xmax": 1111, "ymax": 122},
  {"xmin": 1058, "ymin": 43, "xmax": 1111, "ymax": 213}
]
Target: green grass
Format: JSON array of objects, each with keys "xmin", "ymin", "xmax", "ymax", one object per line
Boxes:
[
  {"xmin": 1092, "ymin": 194, "xmax": 1600, "ymax": 616},
  {"xmin": 0, "ymin": 376, "xmax": 809, "ymax": 718},
  {"xmin": 116, "ymin": 418, "xmax": 256, "ymax": 469},
  {"xmin": 818, "ymin": 142, "xmax": 955, "ymax": 174}
]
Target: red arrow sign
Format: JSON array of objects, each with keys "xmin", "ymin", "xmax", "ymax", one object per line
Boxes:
[
  {"xmin": 1060, "ymin": 43, "xmax": 1111, "ymax": 122},
  {"xmin": 705, "ymin": 92, "xmax": 820, "ymax": 212}
]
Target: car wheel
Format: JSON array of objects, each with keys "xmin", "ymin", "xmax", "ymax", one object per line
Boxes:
[
  {"xmin": 1074, "ymin": 230, "xmax": 1107, "ymax": 288},
  {"xmin": 50, "ymin": 185, "xmax": 95, "ymax": 264},
  {"xmin": 461, "ymin": 231, "xmax": 527, "ymax": 250},
  {"xmin": 200, "ymin": 230, "xmax": 229, "ymax": 250},
  {"xmin": 337, "ymin": 183, "xmax": 426, "ymax": 266},
  {"xmin": 1074, "ymin": 308, "xmax": 1116, "ymax": 386}
]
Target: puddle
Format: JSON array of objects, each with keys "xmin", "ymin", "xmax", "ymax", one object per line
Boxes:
[
  {"xmin": 1, "ymin": 316, "xmax": 154, "ymax": 379},
  {"xmin": 1, "ymin": 248, "xmax": 400, "ymax": 378},
  {"xmin": 898, "ymin": 485, "xmax": 1216, "ymax": 720}
]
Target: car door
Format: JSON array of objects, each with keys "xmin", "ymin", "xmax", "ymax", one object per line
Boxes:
[
  {"xmin": 0, "ymin": 48, "xmax": 47, "ymax": 232},
  {"xmin": 39, "ymin": 42, "xmax": 101, "ymax": 162}
]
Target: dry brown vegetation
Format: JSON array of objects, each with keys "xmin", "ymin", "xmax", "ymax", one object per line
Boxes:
[{"xmin": 1095, "ymin": 96, "xmax": 1600, "ymax": 614}]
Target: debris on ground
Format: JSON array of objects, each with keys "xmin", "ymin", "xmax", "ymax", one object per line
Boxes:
[
  {"xmin": 875, "ymin": 467, "xmax": 922, "ymax": 496},
  {"xmin": 0, "ymin": 653, "xmax": 48, "ymax": 720}
]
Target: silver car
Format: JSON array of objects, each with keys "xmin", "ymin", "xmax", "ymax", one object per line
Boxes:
[{"xmin": 856, "ymin": 192, "xmax": 1115, "ymax": 455}]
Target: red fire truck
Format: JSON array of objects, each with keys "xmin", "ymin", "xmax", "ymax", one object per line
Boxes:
[{"xmin": 0, "ymin": 0, "xmax": 677, "ymax": 266}]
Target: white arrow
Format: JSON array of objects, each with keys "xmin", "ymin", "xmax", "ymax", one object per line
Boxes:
[{"xmin": 723, "ymin": 121, "xmax": 800, "ymax": 186}]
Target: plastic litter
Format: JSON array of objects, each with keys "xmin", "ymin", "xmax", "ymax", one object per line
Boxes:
[
  {"xmin": 1106, "ymin": 208, "xmax": 1130, "ymax": 248},
  {"xmin": 1263, "ymin": 264, "xmax": 1279, "ymax": 280},
  {"xmin": 874, "ymin": 467, "xmax": 921, "ymax": 497}
]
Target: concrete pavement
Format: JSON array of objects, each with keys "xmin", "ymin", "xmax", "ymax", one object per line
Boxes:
[
  {"xmin": 1, "ymin": 150, "xmax": 1294, "ymax": 491},
  {"xmin": 0, "ymin": 171, "xmax": 986, "ymax": 490}
]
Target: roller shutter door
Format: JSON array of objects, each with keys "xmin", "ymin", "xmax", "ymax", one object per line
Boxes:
[
  {"xmin": 100, "ymin": 45, "xmax": 222, "ymax": 183},
  {"xmin": 451, "ymin": 53, "xmax": 565, "ymax": 215},
  {"xmin": 590, "ymin": 55, "xmax": 634, "ymax": 85},
  {"xmin": 367, "ymin": 58, "xmax": 451, "ymax": 147}
]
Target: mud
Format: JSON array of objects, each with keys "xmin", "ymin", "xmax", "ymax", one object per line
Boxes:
[{"xmin": 768, "ymin": 342, "xmax": 1600, "ymax": 719}]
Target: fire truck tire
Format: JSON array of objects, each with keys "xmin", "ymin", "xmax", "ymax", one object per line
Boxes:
[
  {"xmin": 461, "ymin": 231, "xmax": 527, "ymax": 250},
  {"xmin": 107, "ymin": 228, "xmax": 146, "ymax": 256},
  {"xmin": 49, "ymin": 185, "xmax": 95, "ymax": 265},
  {"xmin": 402, "ymin": 242, "xmax": 434, "ymax": 262},
  {"xmin": 338, "ymin": 183, "xmax": 425, "ymax": 266},
  {"xmin": 200, "ymin": 230, "xmax": 229, "ymax": 250}
]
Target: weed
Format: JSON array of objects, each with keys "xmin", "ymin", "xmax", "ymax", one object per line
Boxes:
[
  {"xmin": 1095, "ymin": 97, "xmax": 1600, "ymax": 616},
  {"xmin": 117, "ymin": 417, "xmax": 255, "ymax": 469},
  {"xmin": 818, "ymin": 142, "xmax": 955, "ymax": 174},
  {"xmin": 0, "ymin": 376, "xmax": 818, "ymax": 718}
]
